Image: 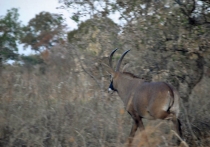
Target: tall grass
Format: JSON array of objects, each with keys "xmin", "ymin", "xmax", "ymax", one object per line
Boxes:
[{"xmin": 0, "ymin": 49, "xmax": 209, "ymax": 147}]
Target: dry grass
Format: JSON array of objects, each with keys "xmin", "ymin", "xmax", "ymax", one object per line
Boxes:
[
  {"xmin": 0, "ymin": 50, "xmax": 209, "ymax": 147},
  {"xmin": 0, "ymin": 63, "xmax": 131, "ymax": 147}
]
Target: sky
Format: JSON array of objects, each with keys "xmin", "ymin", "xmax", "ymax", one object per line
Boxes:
[
  {"xmin": 0, "ymin": 0, "xmax": 78, "ymax": 56},
  {"xmin": 0, "ymin": 0, "xmax": 77, "ymax": 27}
]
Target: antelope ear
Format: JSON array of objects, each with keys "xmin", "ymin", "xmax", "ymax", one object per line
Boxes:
[
  {"xmin": 101, "ymin": 63, "xmax": 114, "ymax": 74},
  {"xmin": 122, "ymin": 63, "xmax": 129, "ymax": 72}
]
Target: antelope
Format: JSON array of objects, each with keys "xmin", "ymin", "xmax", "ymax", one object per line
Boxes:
[{"xmin": 107, "ymin": 49, "xmax": 182, "ymax": 146}]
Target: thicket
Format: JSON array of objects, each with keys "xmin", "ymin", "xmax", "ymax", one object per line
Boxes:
[{"xmin": 0, "ymin": 45, "xmax": 209, "ymax": 146}]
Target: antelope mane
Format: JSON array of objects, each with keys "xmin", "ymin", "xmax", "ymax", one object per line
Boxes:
[{"xmin": 122, "ymin": 72, "xmax": 140, "ymax": 79}]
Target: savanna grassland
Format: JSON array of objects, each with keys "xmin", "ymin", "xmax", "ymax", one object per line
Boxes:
[{"xmin": 0, "ymin": 46, "xmax": 210, "ymax": 147}]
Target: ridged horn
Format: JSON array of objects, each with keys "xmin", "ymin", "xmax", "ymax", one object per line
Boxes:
[
  {"xmin": 109, "ymin": 48, "xmax": 118, "ymax": 69},
  {"xmin": 115, "ymin": 50, "xmax": 130, "ymax": 71}
]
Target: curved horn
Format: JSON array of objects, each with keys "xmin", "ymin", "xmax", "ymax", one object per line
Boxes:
[
  {"xmin": 115, "ymin": 50, "xmax": 130, "ymax": 71},
  {"xmin": 109, "ymin": 48, "xmax": 118, "ymax": 69}
]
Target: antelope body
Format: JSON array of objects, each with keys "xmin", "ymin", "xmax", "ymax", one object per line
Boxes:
[{"xmin": 107, "ymin": 49, "xmax": 182, "ymax": 146}]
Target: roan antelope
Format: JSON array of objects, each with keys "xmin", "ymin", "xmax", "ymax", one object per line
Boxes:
[{"xmin": 107, "ymin": 49, "xmax": 182, "ymax": 146}]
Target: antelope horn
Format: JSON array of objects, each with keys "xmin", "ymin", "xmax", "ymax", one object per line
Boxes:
[
  {"xmin": 115, "ymin": 50, "xmax": 130, "ymax": 71},
  {"xmin": 109, "ymin": 48, "xmax": 118, "ymax": 69}
]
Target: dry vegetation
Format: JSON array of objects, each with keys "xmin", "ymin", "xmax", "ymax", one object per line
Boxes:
[
  {"xmin": 1, "ymin": 0, "xmax": 210, "ymax": 146},
  {"xmin": 0, "ymin": 45, "xmax": 209, "ymax": 147}
]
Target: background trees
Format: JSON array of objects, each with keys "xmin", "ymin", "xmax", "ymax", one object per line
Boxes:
[
  {"xmin": 0, "ymin": 8, "xmax": 22, "ymax": 70},
  {"xmin": 61, "ymin": 0, "xmax": 210, "ymax": 101},
  {"xmin": 21, "ymin": 11, "xmax": 66, "ymax": 52}
]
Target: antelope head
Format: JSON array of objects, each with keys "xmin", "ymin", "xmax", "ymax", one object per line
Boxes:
[{"xmin": 108, "ymin": 48, "xmax": 130, "ymax": 93}]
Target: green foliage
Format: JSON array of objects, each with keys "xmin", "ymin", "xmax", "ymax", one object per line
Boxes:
[
  {"xmin": 0, "ymin": 8, "xmax": 22, "ymax": 62},
  {"xmin": 21, "ymin": 54, "xmax": 43, "ymax": 65},
  {"xmin": 68, "ymin": 17, "xmax": 118, "ymax": 43},
  {"xmin": 71, "ymin": 14, "xmax": 79, "ymax": 22},
  {"xmin": 67, "ymin": 19, "xmax": 96, "ymax": 42},
  {"xmin": 68, "ymin": 29, "xmax": 79, "ymax": 43},
  {"xmin": 21, "ymin": 12, "xmax": 66, "ymax": 51}
]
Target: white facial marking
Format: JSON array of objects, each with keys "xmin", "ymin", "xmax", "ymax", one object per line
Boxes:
[{"xmin": 108, "ymin": 88, "xmax": 114, "ymax": 94}]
